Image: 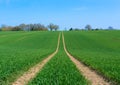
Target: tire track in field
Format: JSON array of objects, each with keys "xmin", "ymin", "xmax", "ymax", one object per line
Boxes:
[
  {"xmin": 12, "ymin": 33, "xmax": 61, "ymax": 85},
  {"xmin": 62, "ymin": 32, "xmax": 110, "ymax": 85}
]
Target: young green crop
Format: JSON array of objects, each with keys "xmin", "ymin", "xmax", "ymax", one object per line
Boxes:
[
  {"xmin": 64, "ymin": 30, "xmax": 120, "ymax": 85},
  {"xmin": 28, "ymin": 34, "xmax": 88, "ymax": 85},
  {"xmin": 0, "ymin": 31, "xmax": 59, "ymax": 85}
]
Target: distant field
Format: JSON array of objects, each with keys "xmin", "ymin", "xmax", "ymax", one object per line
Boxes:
[
  {"xmin": 64, "ymin": 30, "xmax": 120, "ymax": 84},
  {"xmin": 0, "ymin": 31, "xmax": 59, "ymax": 85}
]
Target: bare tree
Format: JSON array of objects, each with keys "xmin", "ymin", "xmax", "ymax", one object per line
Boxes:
[
  {"xmin": 54, "ymin": 25, "xmax": 59, "ymax": 31},
  {"xmin": 19, "ymin": 24, "xmax": 26, "ymax": 30},
  {"xmin": 108, "ymin": 26, "xmax": 114, "ymax": 30},
  {"xmin": 48, "ymin": 23, "xmax": 59, "ymax": 31},
  {"xmin": 85, "ymin": 24, "xmax": 92, "ymax": 30},
  {"xmin": 0, "ymin": 23, "xmax": 49, "ymax": 31}
]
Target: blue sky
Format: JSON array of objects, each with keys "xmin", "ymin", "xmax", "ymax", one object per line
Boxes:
[{"xmin": 0, "ymin": 0, "xmax": 120, "ymax": 30}]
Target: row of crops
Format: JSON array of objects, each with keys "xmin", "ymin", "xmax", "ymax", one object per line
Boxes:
[
  {"xmin": 28, "ymin": 35, "xmax": 88, "ymax": 85},
  {"xmin": 0, "ymin": 31, "xmax": 59, "ymax": 85},
  {"xmin": 0, "ymin": 31, "xmax": 120, "ymax": 85},
  {"xmin": 64, "ymin": 30, "xmax": 120, "ymax": 85}
]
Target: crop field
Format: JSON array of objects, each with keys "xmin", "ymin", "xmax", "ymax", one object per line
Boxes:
[
  {"xmin": 28, "ymin": 35, "xmax": 88, "ymax": 85},
  {"xmin": 0, "ymin": 31, "xmax": 59, "ymax": 85},
  {"xmin": 0, "ymin": 30, "xmax": 120, "ymax": 85},
  {"xmin": 64, "ymin": 30, "xmax": 120, "ymax": 84}
]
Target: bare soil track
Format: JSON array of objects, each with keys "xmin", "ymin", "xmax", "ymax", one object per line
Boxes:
[
  {"xmin": 12, "ymin": 32, "xmax": 111, "ymax": 85},
  {"xmin": 62, "ymin": 32, "xmax": 110, "ymax": 85},
  {"xmin": 12, "ymin": 33, "xmax": 60, "ymax": 85}
]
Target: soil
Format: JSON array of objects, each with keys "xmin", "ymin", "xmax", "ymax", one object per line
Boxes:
[
  {"xmin": 62, "ymin": 33, "xmax": 110, "ymax": 85},
  {"xmin": 12, "ymin": 33, "xmax": 60, "ymax": 85},
  {"xmin": 12, "ymin": 32, "xmax": 110, "ymax": 85}
]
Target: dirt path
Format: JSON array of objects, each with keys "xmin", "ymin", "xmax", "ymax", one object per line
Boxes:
[
  {"xmin": 62, "ymin": 33, "xmax": 110, "ymax": 85},
  {"xmin": 12, "ymin": 33, "xmax": 61, "ymax": 85}
]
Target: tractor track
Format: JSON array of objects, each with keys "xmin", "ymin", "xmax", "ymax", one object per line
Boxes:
[
  {"xmin": 12, "ymin": 33, "xmax": 60, "ymax": 85},
  {"xmin": 62, "ymin": 32, "xmax": 110, "ymax": 85}
]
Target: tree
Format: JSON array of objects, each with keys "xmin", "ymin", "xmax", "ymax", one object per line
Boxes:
[
  {"xmin": 74, "ymin": 28, "xmax": 80, "ymax": 31},
  {"xmin": 95, "ymin": 28, "xmax": 99, "ymax": 31},
  {"xmin": 0, "ymin": 23, "xmax": 49, "ymax": 31},
  {"xmin": 108, "ymin": 26, "xmax": 114, "ymax": 30},
  {"xmin": 48, "ymin": 23, "xmax": 59, "ymax": 31},
  {"xmin": 1, "ymin": 24, "xmax": 13, "ymax": 31},
  {"xmin": 48, "ymin": 23, "xmax": 54, "ymax": 31},
  {"xmin": 19, "ymin": 24, "xmax": 26, "ymax": 30},
  {"xmin": 1, "ymin": 24, "xmax": 7, "ymax": 31},
  {"xmin": 85, "ymin": 24, "xmax": 92, "ymax": 30},
  {"xmin": 12, "ymin": 26, "xmax": 22, "ymax": 31},
  {"xmin": 54, "ymin": 25, "xmax": 59, "ymax": 31},
  {"xmin": 30, "ymin": 24, "xmax": 48, "ymax": 31},
  {"xmin": 37, "ymin": 24, "xmax": 48, "ymax": 31},
  {"xmin": 1, "ymin": 24, "xmax": 7, "ymax": 29},
  {"xmin": 69, "ymin": 28, "xmax": 73, "ymax": 31}
]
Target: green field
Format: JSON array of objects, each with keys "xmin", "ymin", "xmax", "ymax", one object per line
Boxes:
[
  {"xmin": 28, "ymin": 34, "xmax": 88, "ymax": 85},
  {"xmin": 0, "ymin": 31, "xmax": 120, "ymax": 85},
  {"xmin": 0, "ymin": 31, "xmax": 59, "ymax": 85},
  {"xmin": 64, "ymin": 30, "xmax": 120, "ymax": 84}
]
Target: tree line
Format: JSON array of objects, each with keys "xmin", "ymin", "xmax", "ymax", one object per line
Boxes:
[
  {"xmin": 0, "ymin": 23, "xmax": 116, "ymax": 31},
  {"xmin": 0, "ymin": 23, "xmax": 59, "ymax": 31},
  {"xmin": 69, "ymin": 24, "xmax": 115, "ymax": 31}
]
